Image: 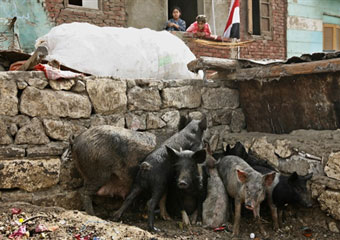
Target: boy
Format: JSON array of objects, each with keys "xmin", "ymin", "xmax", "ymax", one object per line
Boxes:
[{"xmin": 186, "ymin": 15, "xmax": 211, "ymax": 37}]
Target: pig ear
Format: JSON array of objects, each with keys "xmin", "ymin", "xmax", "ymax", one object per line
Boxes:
[
  {"xmin": 165, "ymin": 145, "xmax": 179, "ymax": 162},
  {"xmin": 225, "ymin": 144, "xmax": 231, "ymax": 154},
  {"xmin": 199, "ymin": 116, "xmax": 207, "ymax": 130},
  {"xmin": 236, "ymin": 169, "xmax": 248, "ymax": 183},
  {"xmin": 288, "ymin": 172, "xmax": 298, "ymax": 184},
  {"xmin": 264, "ymin": 172, "xmax": 276, "ymax": 187},
  {"xmin": 193, "ymin": 149, "xmax": 206, "ymax": 164},
  {"xmin": 304, "ymin": 173, "xmax": 313, "ymax": 180}
]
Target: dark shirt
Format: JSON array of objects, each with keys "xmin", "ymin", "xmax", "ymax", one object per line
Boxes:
[{"xmin": 165, "ymin": 18, "xmax": 186, "ymax": 31}]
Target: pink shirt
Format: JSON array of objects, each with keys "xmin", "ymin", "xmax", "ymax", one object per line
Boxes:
[{"xmin": 186, "ymin": 22, "xmax": 212, "ymax": 36}]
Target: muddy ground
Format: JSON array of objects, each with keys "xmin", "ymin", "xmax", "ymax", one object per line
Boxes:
[{"xmin": 1, "ymin": 201, "xmax": 339, "ymax": 240}]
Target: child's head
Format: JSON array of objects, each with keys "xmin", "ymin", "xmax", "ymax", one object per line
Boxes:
[
  {"xmin": 196, "ymin": 15, "xmax": 207, "ymax": 30},
  {"xmin": 171, "ymin": 6, "xmax": 181, "ymax": 20}
]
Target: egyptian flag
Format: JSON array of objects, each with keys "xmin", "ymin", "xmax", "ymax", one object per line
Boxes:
[{"xmin": 223, "ymin": 0, "xmax": 240, "ymax": 38}]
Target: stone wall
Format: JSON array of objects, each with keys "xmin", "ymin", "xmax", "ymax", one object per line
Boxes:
[{"xmin": 0, "ymin": 71, "xmax": 243, "ymax": 209}]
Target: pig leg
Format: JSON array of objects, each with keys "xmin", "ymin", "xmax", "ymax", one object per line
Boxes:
[
  {"xmin": 82, "ymin": 183, "xmax": 98, "ymax": 215},
  {"xmin": 112, "ymin": 185, "xmax": 142, "ymax": 221},
  {"xmin": 147, "ymin": 190, "xmax": 164, "ymax": 232},
  {"xmin": 254, "ymin": 206, "xmax": 268, "ymax": 238},
  {"xmin": 195, "ymin": 199, "xmax": 204, "ymax": 225},
  {"xmin": 159, "ymin": 193, "xmax": 172, "ymax": 221},
  {"xmin": 267, "ymin": 196, "xmax": 279, "ymax": 230},
  {"xmin": 278, "ymin": 208, "xmax": 283, "ymax": 228},
  {"xmin": 232, "ymin": 199, "xmax": 241, "ymax": 236},
  {"xmin": 82, "ymin": 192, "xmax": 95, "ymax": 215},
  {"xmin": 190, "ymin": 209, "xmax": 198, "ymax": 225},
  {"xmin": 181, "ymin": 210, "xmax": 191, "ymax": 227}
]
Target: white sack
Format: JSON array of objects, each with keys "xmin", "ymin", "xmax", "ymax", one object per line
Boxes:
[{"xmin": 36, "ymin": 22, "xmax": 201, "ymax": 80}]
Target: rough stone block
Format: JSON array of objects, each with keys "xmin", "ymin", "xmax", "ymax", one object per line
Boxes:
[
  {"xmin": 15, "ymin": 118, "xmax": 50, "ymax": 145},
  {"xmin": 20, "ymin": 87, "xmax": 92, "ymax": 118},
  {"xmin": 0, "ymin": 158, "xmax": 61, "ymax": 192},
  {"xmin": 0, "ymin": 145, "xmax": 26, "ymax": 158},
  {"xmin": 0, "ymin": 78, "xmax": 18, "ymax": 116},
  {"xmin": 43, "ymin": 119, "xmax": 87, "ymax": 141},
  {"xmin": 125, "ymin": 113, "xmax": 146, "ymax": 130},
  {"xmin": 318, "ymin": 190, "xmax": 340, "ymax": 220},
  {"xmin": 27, "ymin": 77, "xmax": 48, "ymax": 89},
  {"xmin": 26, "ymin": 142, "xmax": 69, "ymax": 157},
  {"xmin": 161, "ymin": 110, "xmax": 180, "ymax": 129},
  {"xmin": 325, "ymin": 152, "xmax": 340, "ymax": 181},
  {"xmin": 128, "ymin": 86, "xmax": 161, "ymax": 111},
  {"xmin": 230, "ymin": 109, "xmax": 246, "ymax": 133},
  {"xmin": 49, "ymin": 78, "xmax": 76, "ymax": 91},
  {"xmin": 162, "ymin": 86, "xmax": 201, "ymax": 109},
  {"xmin": 0, "ymin": 119, "xmax": 12, "ymax": 144},
  {"xmin": 87, "ymin": 78, "xmax": 127, "ymax": 115},
  {"xmin": 146, "ymin": 113, "xmax": 166, "ymax": 129},
  {"xmin": 90, "ymin": 114, "xmax": 125, "ymax": 128},
  {"xmin": 251, "ymin": 137, "xmax": 279, "ymax": 167},
  {"xmin": 278, "ymin": 155, "xmax": 323, "ymax": 176}
]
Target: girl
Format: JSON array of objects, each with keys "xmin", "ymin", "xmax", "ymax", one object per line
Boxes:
[{"xmin": 165, "ymin": 6, "xmax": 186, "ymax": 31}]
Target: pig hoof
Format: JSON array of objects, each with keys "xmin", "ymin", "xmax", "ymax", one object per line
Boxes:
[
  {"xmin": 148, "ymin": 226, "xmax": 161, "ymax": 232},
  {"xmin": 112, "ymin": 212, "xmax": 121, "ymax": 221},
  {"xmin": 196, "ymin": 221, "xmax": 202, "ymax": 226},
  {"xmin": 161, "ymin": 215, "xmax": 172, "ymax": 221}
]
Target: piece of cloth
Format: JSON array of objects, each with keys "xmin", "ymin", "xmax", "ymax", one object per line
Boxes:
[
  {"xmin": 186, "ymin": 21, "xmax": 212, "ymax": 36},
  {"xmin": 9, "ymin": 60, "xmax": 26, "ymax": 71},
  {"xmin": 165, "ymin": 18, "xmax": 186, "ymax": 31},
  {"xmin": 223, "ymin": 0, "xmax": 240, "ymax": 38},
  {"xmin": 34, "ymin": 64, "xmax": 82, "ymax": 80}
]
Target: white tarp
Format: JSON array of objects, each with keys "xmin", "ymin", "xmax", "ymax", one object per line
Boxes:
[{"xmin": 36, "ymin": 22, "xmax": 201, "ymax": 80}]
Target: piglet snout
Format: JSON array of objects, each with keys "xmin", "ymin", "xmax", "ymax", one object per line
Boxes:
[
  {"xmin": 245, "ymin": 204, "xmax": 254, "ymax": 211},
  {"xmin": 178, "ymin": 180, "xmax": 189, "ymax": 189}
]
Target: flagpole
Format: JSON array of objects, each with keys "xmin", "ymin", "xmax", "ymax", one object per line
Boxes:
[{"xmin": 212, "ymin": 0, "xmax": 216, "ymax": 35}]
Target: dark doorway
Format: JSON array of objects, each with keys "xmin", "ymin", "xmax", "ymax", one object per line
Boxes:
[
  {"xmin": 69, "ymin": 0, "xmax": 82, "ymax": 6},
  {"xmin": 252, "ymin": 0, "xmax": 261, "ymax": 35},
  {"xmin": 168, "ymin": 0, "xmax": 198, "ymax": 28}
]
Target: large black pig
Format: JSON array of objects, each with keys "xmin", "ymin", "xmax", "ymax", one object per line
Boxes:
[
  {"xmin": 72, "ymin": 125, "xmax": 156, "ymax": 215},
  {"xmin": 165, "ymin": 146, "xmax": 207, "ymax": 226},
  {"xmin": 113, "ymin": 117, "xmax": 207, "ymax": 231}
]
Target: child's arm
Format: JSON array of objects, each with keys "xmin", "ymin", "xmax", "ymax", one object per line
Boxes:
[
  {"xmin": 178, "ymin": 20, "xmax": 186, "ymax": 31},
  {"xmin": 186, "ymin": 23, "xmax": 196, "ymax": 33}
]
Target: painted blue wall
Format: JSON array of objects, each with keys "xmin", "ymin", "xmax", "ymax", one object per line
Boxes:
[
  {"xmin": 0, "ymin": 0, "xmax": 53, "ymax": 53},
  {"xmin": 287, "ymin": 0, "xmax": 340, "ymax": 58}
]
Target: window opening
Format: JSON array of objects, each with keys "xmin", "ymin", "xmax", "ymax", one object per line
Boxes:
[
  {"xmin": 168, "ymin": 0, "xmax": 198, "ymax": 27},
  {"xmin": 67, "ymin": 0, "xmax": 99, "ymax": 9},
  {"xmin": 323, "ymin": 24, "xmax": 340, "ymax": 52},
  {"xmin": 248, "ymin": 0, "xmax": 271, "ymax": 36},
  {"xmin": 69, "ymin": 0, "xmax": 82, "ymax": 6},
  {"xmin": 252, "ymin": 0, "xmax": 260, "ymax": 35}
]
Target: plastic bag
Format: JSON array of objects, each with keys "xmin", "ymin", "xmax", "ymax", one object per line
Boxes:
[{"xmin": 36, "ymin": 22, "xmax": 201, "ymax": 80}]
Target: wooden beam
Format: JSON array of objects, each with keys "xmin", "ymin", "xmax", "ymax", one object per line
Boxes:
[
  {"xmin": 187, "ymin": 57, "xmax": 240, "ymax": 73},
  {"xmin": 220, "ymin": 57, "xmax": 340, "ymax": 81},
  {"xmin": 17, "ymin": 45, "xmax": 48, "ymax": 71}
]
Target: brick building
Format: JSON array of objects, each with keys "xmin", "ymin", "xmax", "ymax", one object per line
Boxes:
[{"xmin": 1, "ymin": 0, "xmax": 287, "ymax": 60}]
